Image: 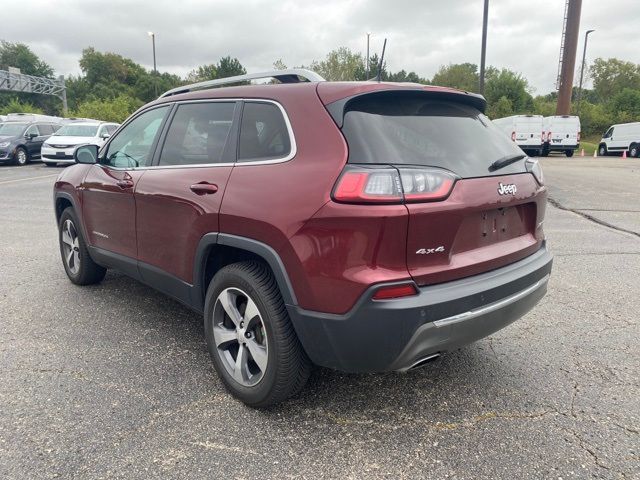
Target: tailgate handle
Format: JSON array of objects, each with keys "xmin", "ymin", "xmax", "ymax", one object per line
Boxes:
[{"xmin": 190, "ymin": 182, "xmax": 218, "ymax": 195}]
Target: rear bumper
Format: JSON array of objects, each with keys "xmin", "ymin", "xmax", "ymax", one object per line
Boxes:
[
  {"xmin": 545, "ymin": 142, "xmax": 578, "ymax": 151},
  {"xmin": 288, "ymin": 243, "xmax": 552, "ymax": 373}
]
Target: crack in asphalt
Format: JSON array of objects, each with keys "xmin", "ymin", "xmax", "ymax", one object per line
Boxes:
[{"xmin": 548, "ymin": 197, "xmax": 640, "ymax": 239}]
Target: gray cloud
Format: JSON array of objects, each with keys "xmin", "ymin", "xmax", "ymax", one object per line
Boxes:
[{"xmin": 2, "ymin": 0, "xmax": 639, "ymax": 94}]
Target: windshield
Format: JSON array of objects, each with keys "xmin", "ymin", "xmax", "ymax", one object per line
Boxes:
[
  {"xmin": 342, "ymin": 94, "xmax": 525, "ymax": 178},
  {"xmin": 54, "ymin": 124, "xmax": 99, "ymax": 137},
  {"xmin": 0, "ymin": 123, "xmax": 27, "ymax": 136}
]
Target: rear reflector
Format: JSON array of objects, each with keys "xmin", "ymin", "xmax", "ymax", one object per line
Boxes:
[
  {"xmin": 333, "ymin": 166, "xmax": 458, "ymax": 204},
  {"xmin": 372, "ymin": 283, "xmax": 418, "ymax": 300}
]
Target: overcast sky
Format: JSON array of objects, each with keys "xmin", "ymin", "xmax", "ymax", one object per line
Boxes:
[{"xmin": 2, "ymin": 0, "xmax": 639, "ymax": 94}]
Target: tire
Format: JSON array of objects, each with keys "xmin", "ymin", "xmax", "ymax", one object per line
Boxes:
[
  {"xmin": 44, "ymin": 162, "xmax": 57, "ymax": 167},
  {"xmin": 565, "ymin": 149, "xmax": 574, "ymax": 157},
  {"xmin": 58, "ymin": 207, "xmax": 107, "ymax": 285},
  {"xmin": 630, "ymin": 143, "xmax": 639, "ymax": 158},
  {"xmin": 204, "ymin": 261, "xmax": 310, "ymax": 407},
  {"xmin": 598, "ymin": 144, "xmax": 607, "ymax": 157},
  {"xmin": 14, "ymin": 147, "xmax": 28, "ymax": 166}
]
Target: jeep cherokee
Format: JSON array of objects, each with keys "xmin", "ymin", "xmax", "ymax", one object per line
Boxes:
[{"xmin": 53, "ymin": 69, "xmax": 552, "ymax": 407}]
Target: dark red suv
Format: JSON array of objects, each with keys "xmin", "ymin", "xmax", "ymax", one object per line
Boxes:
[{"xmin": 54, "ymin": 69, "xmax": 552, "ymax": 406}]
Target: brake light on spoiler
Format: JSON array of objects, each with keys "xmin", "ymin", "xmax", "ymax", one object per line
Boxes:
[{"xmin": 333, "ymin": 165, "xmax": 458, "ymax": 204}]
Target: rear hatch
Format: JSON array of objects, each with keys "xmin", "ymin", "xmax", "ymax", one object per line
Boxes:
[
  {"xmin": 547, "ymin": 117, "xmax": 580, "ymax": 146},
  {"xmin": 514, "ymin": 116, "xmax": 543, "ymax": 147},
  {"xmin": 331, "ymin": 89, "xmax": 545, "ymax": 286}
]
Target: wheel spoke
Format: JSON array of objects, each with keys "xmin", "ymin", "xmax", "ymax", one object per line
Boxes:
[
  {"xmin": 213, "ymin": 325, "xmax": 237, "ymax": 347},
  {"xmin": 61, "ymin": 230, "xmax": 73, "ymax": 247},
  {"xmin": 246, "ymin": 338, "xmax": 268, "ymax": 373},
  {"xmin": 233, "ymin": 344, "xmax": 248, "ymax": 383},
  {"xmin": 219, "ymin": 290, "xmax": 242, "ymax": 327},
  {"xmin": 73, "ymin": 252, "xmax": 80, "ymax": 271},
  {"xmin": 66, "ymin": 249, "xmax": 74, "ymax": 267},
  {"xmin": 243, "ymin": 297, "xmax": 260, "ymax": 326}
]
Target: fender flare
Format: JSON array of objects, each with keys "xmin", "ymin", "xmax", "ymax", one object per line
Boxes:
[{"xmin": 192, "ymin": 233, "xmax": 298, "ymax": 312}]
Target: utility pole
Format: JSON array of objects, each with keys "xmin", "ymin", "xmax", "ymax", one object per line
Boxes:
[
  {"xmin": 148, "ymin": 32, "xmax": 157, "ymax": 97},
  {"xmin": 366, "ymin": 32, "xmax": 371, "ymax": 79},
  {"xmin": 479, "ymin": 0, "xmax": 489, "ymax": 94},
  {"xmin": 576, "ymin": 29, "xmax": 594, "ymax": 117},
  {"xmin": 556, "ymin": 0, "xmax": 582, "ymax": 115}
]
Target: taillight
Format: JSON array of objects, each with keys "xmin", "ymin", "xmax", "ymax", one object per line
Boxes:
[
  {"xmin": 332, "ymin": 165, "xmax": 458, "ymax": 204},
  {"xmin": 577, "ymin": 131, "xmax": 581, "ymax": 142},
  {"xmin": 547, "ymin": 131, "xmax": 552, "ymax": 141},
  {"xmin": 372, "ymin": 283, "xmax": 418, "ymax": 300},
  {"xmin": 511, "ymin": 131, "xmax": 516, "ymax": 141},
  {"xmin": 525, "ymin": 158, "xmax": 544, "ymax": 185}
]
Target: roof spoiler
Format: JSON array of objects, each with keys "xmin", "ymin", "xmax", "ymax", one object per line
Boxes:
[{"xmin": 324, "ymin": 88, "xmax": 487, "ymax": 128}]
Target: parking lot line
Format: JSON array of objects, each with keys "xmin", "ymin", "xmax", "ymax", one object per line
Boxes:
[{"xmin": 0, "ymin": 174, "xmax": 59, "ymax": 186}]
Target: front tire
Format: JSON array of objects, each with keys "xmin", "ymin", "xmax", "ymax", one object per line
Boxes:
[
  {"xmin": 598, "ymin": 144, "xmax": 608, "ymax": 157},
  {"xmin": 58, "ymin": 208, "xmax": 107, "ymax": 285},
  {"xmin": 14, "ymin": 147, "xmax": 28, "ymax": 166},
  {"xmin": 204, "ymin": 261, "xmax": 310, "ymax": 407}
]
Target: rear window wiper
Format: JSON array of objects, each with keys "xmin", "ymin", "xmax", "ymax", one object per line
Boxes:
[{"xmin": 489, "ymin": 153, "xmax": 526, "ymax": 172}]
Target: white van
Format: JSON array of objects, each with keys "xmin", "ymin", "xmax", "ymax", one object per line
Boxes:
[
  {"xmin": 599, "ymin": 122, "xmax": 640, "ymax": 157},
  {"xmin": 492, "ymin": 115, "xmax": 545, "ymax": 156},
  {"xmin": 543, "ymin": 115, "xmax": 580, "ymax": 157}
]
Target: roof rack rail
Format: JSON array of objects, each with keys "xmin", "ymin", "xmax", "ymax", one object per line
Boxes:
[{"xmin": 160, "ymin": 68, "xmax": 325, "ymax": 98}]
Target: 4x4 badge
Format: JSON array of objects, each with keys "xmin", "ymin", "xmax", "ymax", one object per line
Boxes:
[
  {"xmin": 416, "ymin": 246, "xmax": 445, "ymax": 255},
  {"xmin": 497, "ymin": 183, "xmax": 517, "ymax": 195}
]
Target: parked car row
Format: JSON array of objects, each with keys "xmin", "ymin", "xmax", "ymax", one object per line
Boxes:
[
  {"xmin": 0, "ymin": 113, "xmax": 119, "ymax": 166},
  {"xmin": 492, "ymin": 115, "xmax": 581, "ymax": 157}
]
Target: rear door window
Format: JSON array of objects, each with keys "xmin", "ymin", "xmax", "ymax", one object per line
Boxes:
[
  {"xmin": 158, "ymin": 102, "xmax": 236, "ymax": 166},
  {"xmin": 341, "ymin": 93, "xmax": 525, "ymax": 178},
  {"xmin": 238, "ymin": 102, "xmax": 292, "ymax": 162}
]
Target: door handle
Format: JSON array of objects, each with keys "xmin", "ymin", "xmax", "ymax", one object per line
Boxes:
[
  {"xmin": 190, "ymin": 182, "xmax": 218, "ymax": 195},
  {"xmin": 116, "ymin": 179, "xmax": 134, "ymax": 189}
]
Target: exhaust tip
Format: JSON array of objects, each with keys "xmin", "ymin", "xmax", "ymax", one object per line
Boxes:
[{"xmin": 405, "ymin": 353, "xmax": 441, "ymax": 371}]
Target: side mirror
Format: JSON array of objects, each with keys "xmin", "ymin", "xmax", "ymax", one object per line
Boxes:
[
  {"xmin": 101, "ymin": 133, "xmax": 110, "ymax": 139},
  {"xmin": 27, "ymin": 132, "xmax": 38, "ymax": 140},
  {"xmin": 75, "ymin": 144, "xmax": 99, "ymax": 164}
]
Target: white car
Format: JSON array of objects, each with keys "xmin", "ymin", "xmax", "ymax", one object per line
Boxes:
[
  {"xmin": 41, "ymin": 121, "xmax": 119, "ymax": 166},
  {"xmin": 598, "ymin": 122, "xmax": 640, "ymax": 157}
]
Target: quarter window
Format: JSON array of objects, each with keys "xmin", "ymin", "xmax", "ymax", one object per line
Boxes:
[
  {"xmin": 238, "ymin": 102, "xmax": 291, "ymax": 162},
  {"xmin": 25, "ymin": 125, "xmax": 40, "ymax": 137},
  {"xmin": 104, "ymin": 106, "xmax": 169, "ymax": 168},
  {"xmin": 159, "ymin": 102, "xmax": 235, "ymax": 166}
]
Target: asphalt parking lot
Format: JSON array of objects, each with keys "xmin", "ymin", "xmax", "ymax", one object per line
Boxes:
[{"xmin": 0, "ymin": 158, "xmax": 638, "ymax": 479}]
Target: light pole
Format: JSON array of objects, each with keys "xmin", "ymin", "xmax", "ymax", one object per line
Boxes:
[
  {"xmin": 576, "ymin": 29, "xmax": 594, "ymax": 117},
  {"xmin": 479, "ymin": 0, "xmax": 489, "ymax": 94},
  {"xmin": 148, "ymin": 31, "xmax": 157, "ymax": 97},
  {"xmin": 366, "ymin": 32, "xmax": 371, "ymax": 79}
]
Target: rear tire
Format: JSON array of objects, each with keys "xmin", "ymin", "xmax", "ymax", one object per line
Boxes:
[
  {"xmin": 14, "ymin": 147, "xmax": 28, "ymax": 166},
  {"xmin": 58, "ymin": 207, "xmax": 107, "ymax": 285},
  {"xmin": 204, "ymin": 261, "xmax": 311, "ymax": 407},
  {"xmin": 565, "ymin": 149, "xmax": 574, "ymax": 157},
  {"xmin": 629, "ymin": 143, "xmax": 639, "ymax": 158},
  {"xmin": 598, "ymin": 144, "xmax": 607, "ymax": 157}
]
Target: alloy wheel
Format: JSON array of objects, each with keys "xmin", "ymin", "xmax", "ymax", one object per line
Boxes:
[
  {"xmin": 61, "ymin": 219, "xmax": 81, "ymax": 275},
  {"xmin": 16, "ymin": 149, "xmax": 27, "ymax": 165},
  {"xmin": 212, "ymin": 287, "xmax": 268, "ymax": 387}
]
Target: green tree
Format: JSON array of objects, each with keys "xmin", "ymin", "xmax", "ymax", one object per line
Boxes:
[
  {"xmin": 311, "ymin": 47, "xmax": 365, "ymax": 81},
  {"xmin": 487, "ymin": 96, "xmax": 513, "ymax": 119},
  {"xmin": 484, "ymin": 69, "xmax": 533, "ymax": 113},
  {"xmin": 590, "ymin": 58, "xmax": 640, "ymax": 103},
  {"xmin": 186, "ymin": 64, "xmax": 218, "ymax": 83},
  {"xmin": 609, "ymin": 88, "xmax": 640, "ymax": 121},
  {"xmin": 71, "ymin": 94, "xmax": 143, "ymax": 123},
  {"xmin": 273, "ymin": 59, "xmax": 287, "ymax": 71},
  {"xmin": 431, "ymin": 63, "xmax": 479, "ymax": 92},
  {"xmin": 0, "ymin": 97, "xmax": 44, "ymax": 115},
  {"xmin": 216, "ymin": 56, "xmax": 247, "ymax": 79},
  {"xmin": 0, "ymin": 41, "xmax": 54, "ymax": 77}
]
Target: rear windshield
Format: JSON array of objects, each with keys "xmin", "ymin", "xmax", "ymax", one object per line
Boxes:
[{"xmin": 342, "ymin": 94, "xmax": 525, "ymax": 178}]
